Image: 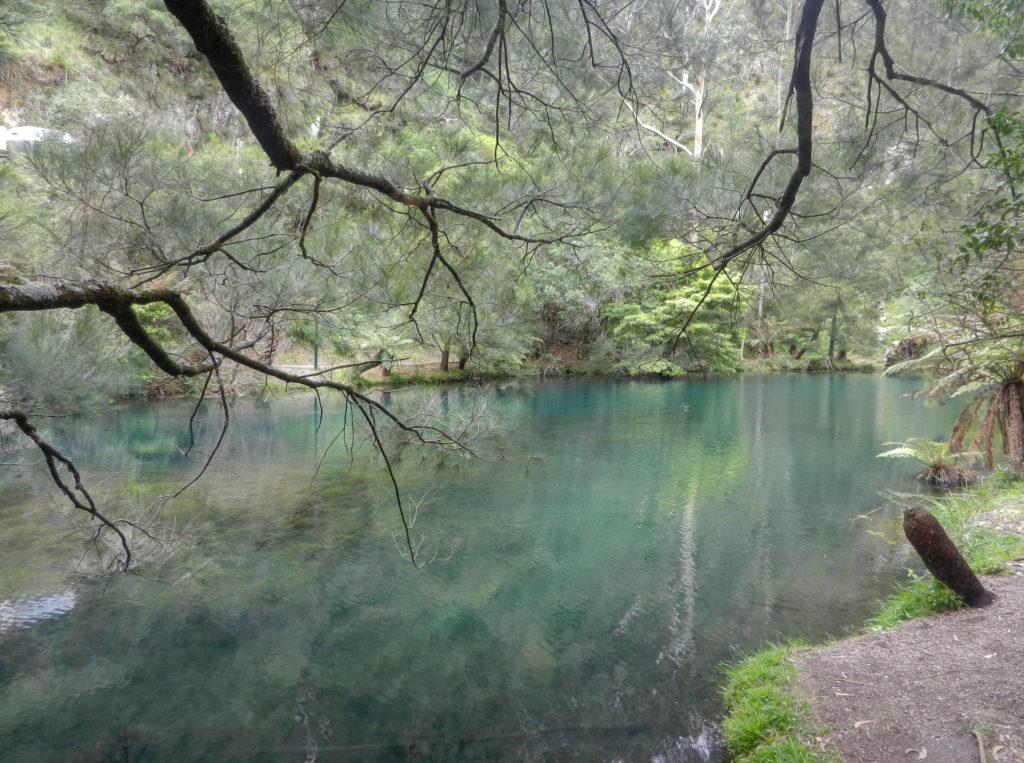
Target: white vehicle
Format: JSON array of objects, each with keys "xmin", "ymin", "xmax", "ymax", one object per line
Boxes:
[{"xmin": 0, "ymin": 125, "xmax": 75, "ymax": 153}]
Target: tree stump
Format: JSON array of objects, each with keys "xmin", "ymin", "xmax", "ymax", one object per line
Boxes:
[{"xmin": 903, "ymin": 507, "xmax": 995, "ymax": 607}]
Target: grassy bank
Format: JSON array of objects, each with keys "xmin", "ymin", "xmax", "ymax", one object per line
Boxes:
[
  {"xmin": 719, "ymin": 641, "xmax": 839, "ymax": 762},
  {"xmin": 719, "ymin": 479, "xmax": 1024, "ymax": 762}
]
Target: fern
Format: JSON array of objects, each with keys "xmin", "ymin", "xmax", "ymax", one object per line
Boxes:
[{"xmin": 877, "ymin": 438, "xmax": 961, "ymax": 468}]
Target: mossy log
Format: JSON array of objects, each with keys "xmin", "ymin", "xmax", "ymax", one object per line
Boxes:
[{"xmin": 903, "ymin": 507, "xmax": 994, "ymax": 607}]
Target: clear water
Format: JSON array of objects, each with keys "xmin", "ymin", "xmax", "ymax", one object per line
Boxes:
[{"xmin": 0, "ymin": 375, "xmax": 954, "ymax": 761}]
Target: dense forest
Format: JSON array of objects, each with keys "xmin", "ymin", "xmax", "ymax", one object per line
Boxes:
[{"xmin": 1, "ymin": 0, "xmax": 1023, "ymax": 565}]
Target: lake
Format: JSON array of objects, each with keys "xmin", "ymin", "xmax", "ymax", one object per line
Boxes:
[{"xmin": 0, "ymin": 375, "xmax": 955, "ymax": 761}]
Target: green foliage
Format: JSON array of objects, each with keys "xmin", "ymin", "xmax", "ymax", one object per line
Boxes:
[
  {"xmin": 945, "ymin": 110, "xmax": 1024, "ymax": 310},
  {"xmin": 0, "ymin": 0, "xmax": 30, "ymax": 69},
  {"xmin": 528, "ymin": 239, "xmax": 638, "ymax": 350},
  {"xmin": 286, "ymin": 313, "xmax": 410, "ymax": 365},
  {"xmin": 876, "ymin": 438, "xmax": 961, "ymax": 468},
  {"xmin": 134, "ymin": 301, "xmax": 176, "ymax": 344},
  {"xmin": 750, "ymin": 221, "xmax": 896, "ymax": 364},
  {"xmin": 876, "ymin": 437, "xmax": 981, "ymax": 486},
  {"xmin": 886, "ymin": 110, "xmax": 1024, "ymax": 472},
  {"xmin": 941, "ymin": 0, "xmax": 1024, "ymax": 57},
  {"xmin": 601, "ymin": 240, "xmax": 747, "ymax": 374},
  {"xmin": 44, "ymin": 81, "xmax": 138, "ymax": 132},
  {"xmin": 0, "ymin": 0, "xmax": 1017, "ymax": 405},
  {"xmin": 0, "ymin": 308, "xmax": 136, "ymax": 412},
  {"xmin": 720, "ymin": 642, "xmax": 836, "ymax": 762}
]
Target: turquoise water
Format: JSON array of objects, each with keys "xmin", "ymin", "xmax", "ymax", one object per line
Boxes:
[{"xmin": 0, "ymin": 376, "xmax": 953, "ymax": 761}]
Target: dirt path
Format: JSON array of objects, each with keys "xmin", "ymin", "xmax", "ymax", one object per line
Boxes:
[{"xmin": 793, "ymin": 566, "xmax": 1024, "ymax": 762}]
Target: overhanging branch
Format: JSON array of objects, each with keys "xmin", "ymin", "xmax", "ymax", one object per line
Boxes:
[
  {"xmin": 709, "ymin": 0, "xmax": 825, "ymax": 270},
  {"xmin": 1, "ymin": 279, "xmax": 473, "ymax": 567},
  {"xmin": 161, "ymin": 0, "xmax": 574, "ymax": 249},
  {"xmin": 0, "ymin": 409, "xmax": 132, "ymax": 570}
]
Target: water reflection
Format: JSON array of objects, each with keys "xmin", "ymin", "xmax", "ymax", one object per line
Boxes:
[
  {"xmin": 0, "ymin": 590, "xmax": 76, "ymax": 632},
  {"xmin": 658, "ymin": 479, "xmax": 698, "ymax": 668},
  {"xmin": 0, "ymin": 376, "xmax": 953, "ymax": 761}
]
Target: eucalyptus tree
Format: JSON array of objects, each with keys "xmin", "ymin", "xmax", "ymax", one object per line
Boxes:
[{"xmin": 613, "ymin": 0, "xmax": 746, "ymax": 162}]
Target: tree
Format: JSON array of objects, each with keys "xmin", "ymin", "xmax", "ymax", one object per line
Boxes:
[
  {"xmin": 870, "ymin": 0, "xmax": 1024, "ymax": 477},
  {"xmin": 601, "ymin": 241, "xmax": 748, "ymax": 374},
  {"xmin": 877, "ymin": 438, "xmax": 980, "ymax": 488},
  {"xmin": 702, "ymin": 0, "xmax": 1011, "ymax": 277},
  {"xmin": 751, "ymin": 220, "xmax": 899, "ymax": 364},
  {"xmin": 941, "ymin": 0, "xmax": 1024, "ymax": 57},
  {"xmin": 887, "ymin": 108, "xmax": 1024, "ymax": 473},
  {"xmin": 615, "ymin": 0, "xmax": 740, "ymax": 162},
  {"xmin": 1, "ymin": 0, "xmax": 620, "ymax": 567},
  {"xmin": 0, "ymin": 0, "xmax": 1020, "ymax": 568}
]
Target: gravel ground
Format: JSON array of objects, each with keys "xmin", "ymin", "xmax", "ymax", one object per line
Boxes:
[{"xmin": 793, "ymin": 565, "xmax": 1024, "ymax": 762}]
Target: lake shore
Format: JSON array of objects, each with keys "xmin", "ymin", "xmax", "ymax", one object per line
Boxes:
[
  {"xmin": 721, "ymin": 485, "xmax": 1024, "ymax": 762},
  {"xmin": 793, "ymin": 569, "xmax": 1024, "ymax": 762}
]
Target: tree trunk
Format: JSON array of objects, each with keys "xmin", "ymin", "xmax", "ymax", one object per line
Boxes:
[
  {"xmin": 903, "ymin": 507, "xmax": 994, "ymax": 607},
  {"xmin": 353, "ymin": 349, "xmax": 385, "ymax": 378},
  {"xmin": 439, "ymin": 347, "xmax": 450, "ymax": 372},
  {"xmin": 692, "ymin": 72, "xmax": 705, "ymax": 162},
  {"xmin": 827, "ymin": 305, "xmax": 838, "ymax": 359}
]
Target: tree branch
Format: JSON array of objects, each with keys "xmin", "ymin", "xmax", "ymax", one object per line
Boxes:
[
  {"xmin": 162, "ymin": 0, "xmax": 302, "ymax": 171},
  {"xmin": 0, "ymin": 410, "xmax": 132, "ymax": 569},
  {"xmin": 709, "ymin": 0, "xmax": 825, "ymax": 270}
]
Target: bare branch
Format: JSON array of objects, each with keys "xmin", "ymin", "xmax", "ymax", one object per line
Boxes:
[
  {"xmin": 163, "ymin": 0, "xmax": 302, "ymax": 170},
  {"xmin": 459, "ymin": 0, "xmax": 506, "ymax": 81},
  {"xmin": 864, "ymin": 0, "xmax": 988, "ymax": 114},
  {"xmin": 619, "ymin": 96, "xmax": 694, "ymax": 156},
  {"xmin": 355, "ymin": 402, "xmax": 419, "ymax": 566},
  {"xmin": 0, "ymin": 410, "xmax": 132, "ymax": 569},
  {"xmin": 709, "ymin": 0, "xmax": 826, "ymax": 270},
  {"xmin": 166, "ymin": 360, "xmax": 231, "ymax": 500}
]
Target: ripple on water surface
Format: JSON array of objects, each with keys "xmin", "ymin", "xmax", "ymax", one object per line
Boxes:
[
  {"xmin": 0, "ymin": 377, "xmax": 958, "ymax": 761},
  {"xmin": 0, "ymin": 590, "xmax": 76, "ymax": 632}
]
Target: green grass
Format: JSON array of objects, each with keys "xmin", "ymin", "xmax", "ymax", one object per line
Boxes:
[
  {"xmin": 720, "ymin": 478, "xmax": 1024, "ymax": 760},
  {"xmin": 720, "ymin": 641, "xmax": 839, "ymax": 762},
  {"xmin": 868, "ymin": 479, "xmax": 1024, "ymax": 630}
]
